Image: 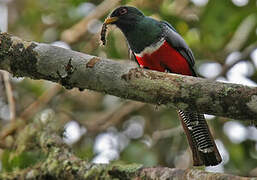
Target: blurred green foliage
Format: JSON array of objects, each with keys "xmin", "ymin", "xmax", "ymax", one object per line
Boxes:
[
  {"xmin": 2, "ymin": 150, "xmax": 46, "ymax": 172},
  {"xmin": 121, "ymin": 141, "xmax": 158, "ymax": 166}
]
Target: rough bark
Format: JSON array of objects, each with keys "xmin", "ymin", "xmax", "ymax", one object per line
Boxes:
[
  {"xmin": 0, "ymin": 119, "xmax": 254, "ymax": 180},
  {"xmin": 1, "ymin": 32, "xmax": 257, "ymax": 120}
]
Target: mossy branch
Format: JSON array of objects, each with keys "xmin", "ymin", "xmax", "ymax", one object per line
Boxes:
[
  {"xmin": 0, "ymin": 119, "xmax": 254, "ymax": 180},
  {"xmin": 1, "ymin": 32, "xmax": 257, "ymax": 120}
]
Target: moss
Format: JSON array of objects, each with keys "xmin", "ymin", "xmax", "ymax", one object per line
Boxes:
[
  {"xmin": 224, "ymin": 86, "xmax": 235, "ymax": 96},
  {"xmin": 196, "ymin": 97, "xmax": 212, "ymax": 106},
  {"xmin": 212, "ymin": 100, "xmax": 224, "ymax": 113},
  {"xmin": 180, "ymin": 88, "xmax": 190, "ymax": 98},
  {"xmin": 47, "ymin": 159, "xmax": 59, "ymax": 172},
  {"xmin": 188, "ymin": 85, "xmax": 203, "ymax": 99},
  {"xmin": 0, "ymin": 33, "xmax": 13, "ymax": 71},
  {"xmin": 123, "ymin": 68, "xmax": 180, "ymax": 106},
  {"xmin": 10, "ymin": 42, "xmax": 37, "ymax": 77},
  {"xmin": 112, "ymin": 163, "xmax": 143, "ymax": 173},
  {"xmin": 83, "ymin": 165, "xmax": 105, "ymax": 179},
  {"xmin": 0, "ymin": 33, "xmax": 12, "ymax": 60},
  {"xmin": 72, "ymin": 165, "xmax": 80, "ymax": 171},
  {"xmin": 108, "ymin": 163, "xmax": 143, "ymax": 179},
  {"xmin": 26, "ymin": 169, "xmax": 40, "ymax": 179},
  {"xmin": 0, "ymin": 33, "xmax": 59, "ymax": 81},
  {"xmin": 228, "ymin": 106, "xmax": 237, "ymax": 113}
]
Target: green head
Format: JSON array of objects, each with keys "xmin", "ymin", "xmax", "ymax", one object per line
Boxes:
[{"xmin": 104, "ymin": 6, "xmax": 162, "ymax": 53}]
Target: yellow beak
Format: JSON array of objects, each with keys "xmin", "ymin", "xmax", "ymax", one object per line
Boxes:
[{"xmin": 104, "ymin": 17, "xmax": 119, "ymax": 25}]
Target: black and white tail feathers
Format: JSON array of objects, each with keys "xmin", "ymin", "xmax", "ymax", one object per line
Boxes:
[{"xmin": 178, "ymin": 110, "xmax": 222, "ymax": 166}]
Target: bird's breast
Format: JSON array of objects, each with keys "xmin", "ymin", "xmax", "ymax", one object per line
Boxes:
[{"xmin": 135, "ymin": 40, "xmax": 192, "ymax": 76}]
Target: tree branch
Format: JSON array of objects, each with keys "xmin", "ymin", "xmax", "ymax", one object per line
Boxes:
[{"xmin": 1, "ymin": 32, "xmax": 257, "ymax": 120}]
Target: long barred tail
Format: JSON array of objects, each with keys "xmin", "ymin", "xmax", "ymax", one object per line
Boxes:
[{"xmin": 178, "ymin": 110, "xmax": 222, "ymax": 166}]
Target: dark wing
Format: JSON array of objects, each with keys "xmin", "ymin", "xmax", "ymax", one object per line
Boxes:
[{"xmin": 161, "ymin": 21, "xmax": 197, "ymax": 76}]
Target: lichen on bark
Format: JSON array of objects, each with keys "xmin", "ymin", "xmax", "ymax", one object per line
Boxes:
[{"xmin": 1, "ymin": 32, "xmax": 257, "ymax": 120}]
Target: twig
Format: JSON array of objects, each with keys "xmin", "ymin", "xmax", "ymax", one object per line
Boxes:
[
  {"xmin": 225, "ymin": 14, "xmax": 256, "ymax": 53},
  {"xmin": 61, "ymin": 0, "xmax": 121, "ymax": 44},
  {"xmin": 84, "ymin": 32, "xmax": 101, "ymax": 52},
  {"xmin": 1, "ymin": 71, "xmax": 16, "ymax": 122},
  {"xmin": 0, "ymin": 84, "xmax": 62, "ymax": 140},
  {"xmin": 20, "ymin": 84, "xmax": 62, "ymax": 120},
  {"xmin": 0, "ymin": 119, "xmax": 23, "ymax": 140},
  {"xmin": 152, "ymin": 126, "xmax": 182, "ymax": 143},
  {"xmin": 83, "ymin": 101, "xmax": 146, "ymax": 133}
]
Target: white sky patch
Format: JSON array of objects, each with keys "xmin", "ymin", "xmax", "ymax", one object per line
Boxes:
[
  {"xmin": 75, "ymin": 2, "xmax": 95, "ymax": 17},
  {"xmin": 94, "ymin": 132, "xmax": 119, "ymax": 154},
  {"xmin": 198, "ymin": 62, "xmax": 222, "ymax": 78},
  {"xmin": 226, "ymin": 76, "xmax": 257, "ymax": 87},
  {"xmin": 205, "ymin": 140, "xmax": 229, "ymax": 173},
  {"xmin": 41, "ymin": 14, "xmax": 56, "ymax": 25},
  {"xmin": 117, "ymin": 132, "xmax": 130, "ymax": 151},
  {"xmin": 216, "ymin": 77, "xmax": 229, "ymax": 83},
  {"xmin": 223, "ymin": 121, "xmax": 248, "ymax": 144},
  {"xmin": 226, "ymin": 61, "xmax": 256, "ymax": 86},
  {"xmin": 11, "ymin": 77, "xmax": 25, "ymax": 83},
  {"xmin": 225, "ymin": 52, "xmax": 241, "ymax": 65},
  {"xmin": 93, "ymin": 131, "xmax": 123, "ymax": 164},
  {"xmin": 92, "ymin": 155, "xmax": 110, "ymax": 164},
  {"xmin": 232, "ymin": 0, "xmax": 249, "ymax": 6},
  {"xmin": 123, "ymin": 123, "xmax": 144, "ymax": 139},
  {"xmin": 68, "ymin": 2, "xmax": 95, "ymax": 19},
  {"xmin": 230, "ymin": 61, "xmax": 254, "ymax": 77},
  {"xmin": 225, "ymin": 51, "xmax": 256, "ymax": 86},
  {"xmin": 0, "ymin": 1, "xmax": 8, "ymax": 32},
  {"xmin": 204, "ymin": 114, "xmax": 216, "ymax": 120},
  {"xmin": 190, "ymin": 0, "xmax": 209, "ymax": 6},
  {"xmin": 123, "ymin": 116, "xmax": 145, "ymax": 139},
  {"xmin": 92, "ymin": 149, "xmax": 119, "ymax": 164},
  {"xmin": 0, "ymin": 104, "xmax": 10, "ymax": 121},
  {"xmin": 216, "ymin": 140, "xmax": 230, "ymax": 164},
  {"xmin": 247, "ymin": 126, "xmax": 257, "ymax": 141},
  {"xmin": 102, "ymin": 95, "xmax": 121, "ymax": 110},
  {"xmin": 88, "ymin": 19, "xmax": 102, "ymax": 34},
  {"xmin": 63, "ymin": 121, "xmax": 86, "ymax": 145}
]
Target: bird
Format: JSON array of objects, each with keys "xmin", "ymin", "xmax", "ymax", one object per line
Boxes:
[{"xmin": 103, "ymin": 6, "xmax": 222, "ymax": 166}]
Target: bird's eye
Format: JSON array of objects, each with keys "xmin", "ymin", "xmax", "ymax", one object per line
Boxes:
[{"xmin": 119, "ymin": 8, "xmax": 127, "ymax": 15}]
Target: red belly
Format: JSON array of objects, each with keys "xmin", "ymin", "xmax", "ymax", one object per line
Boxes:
[{"xmin": 135, "ymin": 41, "xmax": 192, "ymax": 76}]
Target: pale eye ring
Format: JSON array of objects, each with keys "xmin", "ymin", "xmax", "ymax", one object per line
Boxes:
[{"xmin": 119, "ymin": 8, "xmax": 127, "ymax": 15}]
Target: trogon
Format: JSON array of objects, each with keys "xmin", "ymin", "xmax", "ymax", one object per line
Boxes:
[{"xmin": 103, "ymin": 6, "xmax": 222, "ymax": 166}]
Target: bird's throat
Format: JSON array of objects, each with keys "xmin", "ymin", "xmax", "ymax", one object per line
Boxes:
[{"xmin": 121, "ymin": 17, "xmax": 162, "ymax": 53}]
